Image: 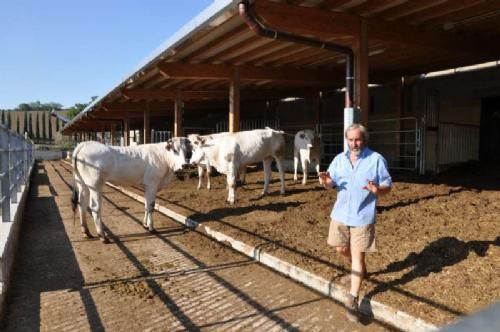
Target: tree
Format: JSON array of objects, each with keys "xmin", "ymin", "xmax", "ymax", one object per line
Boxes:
[
  {"xmin": 0, "ymin": 110, "xmax": 4, "ymax": 125},
  {"xmin": 16, "ymin": 114, "xmax": 20, "ymax": 133},
  {"xmin": 42, "ymin": 111, "xmax": 47, "ymax": 140},
  {"xmin": 35, "ymin": 112, "xmax": 40, "ymax": 140},
  {"xmin": 7, "ymin": 111, "xmax": 11, "ymax": 129},
  {"xmin": 67, "ymin": 103, "xmax": 88, "ymax": 119},
  {"xmin": 23, "ymin": 111, "xmax": 28, "ymax": 134},
  {"xmin": 28, "ymin": 113, "xmax": 34, "ymax": 138},
  {"xmin": 48, "ymin": 114, "xmax": 53, "ymax": 141}
]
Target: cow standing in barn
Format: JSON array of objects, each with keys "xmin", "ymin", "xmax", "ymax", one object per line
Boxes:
[
  {"xmin": 190, "ymin": 127, "xmax": 286, "ymax": 204},
  {"xmin": 294, "ymin": 129, "xmax": 321, "ymax": 184},
  {"xmin": 71, "ymin": 138, "xmax": 192, "ymax": 243},
  {"xmin": 188, "ymin": 132, "xmax": 247, "ymax": 190}
]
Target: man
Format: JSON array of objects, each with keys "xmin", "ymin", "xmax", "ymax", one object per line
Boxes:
[{"xmin": 319, "ymin": 123, "xmax": 392, "ymax": 322}]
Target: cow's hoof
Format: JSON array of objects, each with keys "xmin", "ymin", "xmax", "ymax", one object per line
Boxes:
[
  {"xmin": 100, "ymin": 237, "xmax": 110, "ymax": 244},
  {"xmin": 82, "ymin": 231, "xmax": 93, "ymax": 239},
  {"xmin": 142, "ymin": 223, "xmax": 149, "ymax": 229}
]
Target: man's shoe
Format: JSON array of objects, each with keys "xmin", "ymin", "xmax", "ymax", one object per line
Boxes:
[{"xmin": 345, "ymin": 294, "xmax": 360, "ymax": 323}]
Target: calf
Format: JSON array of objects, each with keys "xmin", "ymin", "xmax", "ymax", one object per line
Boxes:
[
  {"xmin": 71, "ymin": 138, "xmax": 192, "ymax": 243},
  {"xmin": 294, "ymin": 129, "xmax": 321, "ymax": 184},
  {"xmin": 188, "ymin": 132, "xmax": 247, "ymax": 189},
  {"xmin": 190, "ymin": 127, "xmax": 285, "ymax": 204}
]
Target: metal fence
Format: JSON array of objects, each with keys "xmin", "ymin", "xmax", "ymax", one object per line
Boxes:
[
  {"xmin": 150, "ymin": 130, "xmax": 172, "ymax": 143},
  {"xmin": 319, "ymin": 117, "xmax": 421, "ymax": 171},
  {"xmin": 0, "ymin": 126, "xmax": 34, "ymax": 222},
  {"xmin": 215, "ymin": 119, "xmax": 280, "ymax": 133}
]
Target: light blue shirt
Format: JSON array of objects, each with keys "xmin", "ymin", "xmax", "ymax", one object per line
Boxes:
[{"xmin": 326, "ymin": 147, "xmax": 392, "ymax": 227}]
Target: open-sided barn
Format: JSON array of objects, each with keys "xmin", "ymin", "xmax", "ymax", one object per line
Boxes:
[{"xmin": 61, "ymin": 0, "xmax": 500, "ymax": 174}]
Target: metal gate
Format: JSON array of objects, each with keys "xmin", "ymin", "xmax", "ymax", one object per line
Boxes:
[{"xmin": 319, "ymin": 117, "xmax": 421, "ymax": 171}]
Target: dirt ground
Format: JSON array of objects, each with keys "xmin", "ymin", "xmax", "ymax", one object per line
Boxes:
[{"xmin": 142, "ymin": 160, "xmax": 500, "ymax": 326}]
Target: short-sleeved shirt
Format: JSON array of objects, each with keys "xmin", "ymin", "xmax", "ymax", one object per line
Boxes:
[{"xmin": 326, "ymin": 147, "xmax": 392, "ymax": 227}]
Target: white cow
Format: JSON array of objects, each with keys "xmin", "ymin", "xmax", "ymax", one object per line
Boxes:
[
  {"xmin": 71, "ymin": 138, "xmax": 192, "ymax": 243},
  {"xmin": 188, "ymin": 132, "xmax": 248, "ymax": 190},
  {"xmin": 294, "ymin": 129, "xmax": 321, "ymax": 185},
  {"xmin": 190, "ymin": 127, "xmax": 285, "ymax": 204}
]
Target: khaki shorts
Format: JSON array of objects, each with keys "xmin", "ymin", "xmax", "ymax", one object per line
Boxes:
[{"xmin": 327, "ymin": 220, "xmax": 376, "ymax": 252}]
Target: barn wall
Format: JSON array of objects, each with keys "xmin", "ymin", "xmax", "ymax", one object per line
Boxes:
[{"xmin": 404, "ymin": 65, "xmax": 500, "ymax": 172}]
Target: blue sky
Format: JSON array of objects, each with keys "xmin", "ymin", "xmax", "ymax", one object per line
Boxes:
[{"xmin": 0, "ymin": 0, "xmax": 213, "ymax": 109}]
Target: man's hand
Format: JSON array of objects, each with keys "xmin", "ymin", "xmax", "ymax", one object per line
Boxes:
[
  {"xmin": 319, "ymin": 171, "xmax": 333, "ymax": 188},
  {"xmin": 363, "ymin": 180, "xmax": 379, "ymax": 194},
  {"xmin": 363, "ymin": 180, "xmax": 391, "ymax": 196}
]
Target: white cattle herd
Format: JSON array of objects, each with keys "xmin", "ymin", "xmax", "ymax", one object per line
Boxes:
[{"xmin": 71, "ymin": 127, "xmax": 321, "ymax": 242}]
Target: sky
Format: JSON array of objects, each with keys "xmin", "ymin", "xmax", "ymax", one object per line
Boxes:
[{"xmin": 0, "ymin": 0, "xmax": 214, "ymax": 110}]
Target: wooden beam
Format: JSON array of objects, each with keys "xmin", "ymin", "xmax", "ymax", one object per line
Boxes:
[
  {"xmin": 158, "ymin": 63, "xmax": 336, "ymax": 84},
  {"xmin": 174, "ymin": 90, "xmax": 183, "ymax": 137},
  {"xmin": 253, "ymin": 0, "xmax": 495, "ymax": 55},
  {"xmin": 122, "ymin": 88, "xmax": 228, "ymax": 101},
  {"xmin": 144, "ymin": 102, "xmax": 151, "ymax": 144},
  {"xmin": 355, "ymin": 19, "xmax": 369, "ymax": 125},
  {"xmin": 229, "ymin": 68, "xmax": 240, "ymax": 133}
]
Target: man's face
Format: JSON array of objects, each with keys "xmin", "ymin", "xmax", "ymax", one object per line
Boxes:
[{"xmin": 346, "ymin": 128, "xmax": 365, "ymax": 156}]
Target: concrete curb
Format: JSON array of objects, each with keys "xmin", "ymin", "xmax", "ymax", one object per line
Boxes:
[{"xmin": 107, "ymin": 182, "xmax": 438, "ymax": 332}]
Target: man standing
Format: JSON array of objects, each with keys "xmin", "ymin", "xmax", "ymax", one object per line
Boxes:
[{"xmin": 319, "ymin": 123, "xmax": 392, "ymax": 322}]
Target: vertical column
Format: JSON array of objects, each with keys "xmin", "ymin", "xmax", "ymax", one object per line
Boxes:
[
  {"xmin": 174, "ymin": 90, "xmax": 183, "ymax": 137},
  {"xmin": 110, "ymin": 122, "xmax": 116, "ymax": 146},
  {"xmin": 144, "ymin": 102, "xmax": 151, "ymax": 144},
  {"xmin": 123, "ymin": 119, "xmax": 130, "ymax": 146},
  {"xmin": 229, "ymin": 67, "xmax": 240, "ymax": 133},
  {"xmin": 354, "ymin": 18, "xmax": 369, "ymax": 126}
]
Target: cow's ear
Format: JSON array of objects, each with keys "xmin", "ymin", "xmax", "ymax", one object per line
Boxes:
[{"xmin": 166, "ymin": 142, "xmax": 172, "ymax": 151}]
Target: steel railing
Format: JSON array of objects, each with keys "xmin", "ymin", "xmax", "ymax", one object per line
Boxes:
[{"xmin": 0, "ymin": 125, "xmax": 34, "ymax": 222}]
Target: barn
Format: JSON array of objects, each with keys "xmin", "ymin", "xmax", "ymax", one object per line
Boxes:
[{"xmin": 61, "ymin": 0, "xmax": 500, "ymax": 173}]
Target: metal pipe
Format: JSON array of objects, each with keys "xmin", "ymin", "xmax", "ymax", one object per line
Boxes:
[{"xmin": 238, "ymin": 0, "xmax": 354, "ymax": 107}]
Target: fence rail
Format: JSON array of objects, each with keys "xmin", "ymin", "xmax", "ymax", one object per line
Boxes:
[{"xmin": 0, "ymin": 126, "xmax": 34, "ymax": 222}]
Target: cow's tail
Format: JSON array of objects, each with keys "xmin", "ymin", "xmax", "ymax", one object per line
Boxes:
[{"xmin": 71, "ymin": 144, "xmax": 83, "ymax": 214}]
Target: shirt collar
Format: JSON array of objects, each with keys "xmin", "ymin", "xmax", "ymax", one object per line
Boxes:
[{"xmin": 344, "ymin": 147, "xmax": 369, "ymax": 159}]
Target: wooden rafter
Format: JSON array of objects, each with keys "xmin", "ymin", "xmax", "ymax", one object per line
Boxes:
[
  {"xmin": 158, "ymin": 63, "xmax": 335, "ymax": 84},
  {"xmin": 254, "ymin": 0, "xmax": 495, "ymax": 54}
]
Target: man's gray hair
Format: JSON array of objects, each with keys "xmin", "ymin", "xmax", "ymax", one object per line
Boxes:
[{"xmin": 345, "ymin": 123, "xmax": 369, "ymax": 141}]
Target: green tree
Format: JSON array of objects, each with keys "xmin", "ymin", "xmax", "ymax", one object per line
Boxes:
[
  {"xmin": 16, "ymin": 114, "xmax": 20, "ymax": 133},
  {"xmin": 42, "ymin": 111, "xmax": 47, "ymax": 140},
  {"xmin": 28, "ymin": 113, "xmax": 34, "ymax": 138},
  {"xmin": 23, "ymin": 111, "xmax": 28, "ymax": 134},
  {"xmin": 67, "ymin": 103, "xmax": 88, "ymax": 119},
  {"xmin": 35, "ymin": 112, "xmax": 40, "ymax": 140},
  {"xmin": 0, "ymin": 110, "xmax": 4, "ymax": 125},
  {"xmin": 48, "ymin": 114, "xmax": 53, "ymax": 141},
  {"xmin": 7, "ymin": 111, "xmax": 12, "ymax": 129}
]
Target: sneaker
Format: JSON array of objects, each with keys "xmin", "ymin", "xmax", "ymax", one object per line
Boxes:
[{"xmin": 345, "ymin": 294, "xmax": 360, "ymax": 323}]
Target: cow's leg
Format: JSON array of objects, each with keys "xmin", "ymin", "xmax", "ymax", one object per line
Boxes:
[
  {"xmin": 275, "ymin": 157, "xmax": 286, "ymax": 195},
  {"xmin": 301, "ymin": 158, "xmax": 309, "ymax": 185},
  {"xmin": 206, "ymin": 164, "xmax": 211, "ymax": 190},
  {"xmin": 89, "ymin": 189, "xmax": 108, "ymax": 243},
  {"xmin": 197, "ymin": 165, "xmax": 204, "ymax": 190},
  {"xmin": 78, "ymin": 184, "xmax": 92, "ymax": 238},
  {"xmin": 238, "ymin": 166, "xmax": 247, "ymax": 185},
  {"xmin": 226, "ymin": 163, "xmax": 237, "ymax": 204},
  {"xmin": 293, "ymin": 150, "xmax": 299, "ymax": 182},
  {"xmin": 261, "ymin": 158, "xmax": 273, "ymax": 197},
  {"xmin": 143, "ymin": 186, "xmax": 157, "ymax": 232},
  {"xmin": 315, "ymin": 160, "xmax": 321, "ymax": 184}
]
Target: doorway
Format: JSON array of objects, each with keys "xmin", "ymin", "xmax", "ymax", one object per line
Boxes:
[{"xmin": 480, "ymin": 97, "xmax": 500, "ymax": 161}]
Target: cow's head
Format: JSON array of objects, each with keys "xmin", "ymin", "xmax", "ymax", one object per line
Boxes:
[
  {"xmin": 189, "ymin": 143, "xmax": 207, "ymax": 166},
  {"xmin": 166, "ymin": 137, "xmax": 193, "ymax": 170}
]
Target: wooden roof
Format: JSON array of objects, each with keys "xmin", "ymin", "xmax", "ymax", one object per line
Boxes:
[{"xmin": 63, "ymin": 0, "xmax": 500, "ymax": 133}]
